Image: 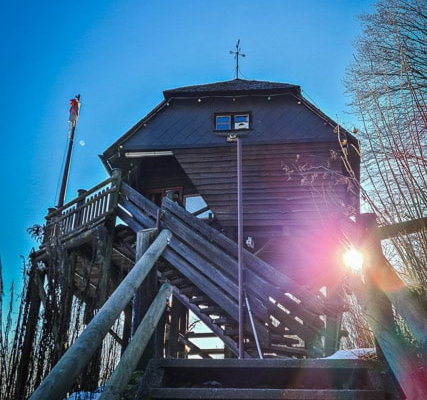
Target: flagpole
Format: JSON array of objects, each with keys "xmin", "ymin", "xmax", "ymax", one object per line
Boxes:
[{"xmin": 57, "ymin": 94, "xmax": 80, "ymax": 208}]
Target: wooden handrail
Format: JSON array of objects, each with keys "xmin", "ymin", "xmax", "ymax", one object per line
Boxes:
[
  {"xmin": 118, "ymin": 182, "xmax": 325, "ymax": 351},
  {"xmin": 43, "ymin": 170, "xmax": 122, "ymax": 243},
  {"xmin": 357, "ymin": 213, "xmax": 427, "ymax": 400},
  {"xmin": 376, "ymin": 216, "xmax": 427, "ymax": 240},
  {"xmin": 28, "ymin": 229, "xmax": 172, "ymax": 400},
  {"xmin": 99, "ymin": 282, "xmax": 172, "ymax": 400}
]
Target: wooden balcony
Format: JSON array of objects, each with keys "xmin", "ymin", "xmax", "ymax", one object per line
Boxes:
[{"xmin": 43, "ymin": 172, "xmax": 121, "ymax": 246}]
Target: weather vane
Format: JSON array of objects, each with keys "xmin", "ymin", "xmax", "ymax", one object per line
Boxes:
[{"xmin": 230, "ymin": 39, "xmax": 245, "ymax": 79}]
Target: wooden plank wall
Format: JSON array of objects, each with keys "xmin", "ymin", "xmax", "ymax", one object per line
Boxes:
[{"xmin": 174, "ymin": 142, "xmax": 357, "ymax": 230}]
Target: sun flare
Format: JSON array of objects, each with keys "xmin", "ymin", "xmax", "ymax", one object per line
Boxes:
[{"xmin": 343, "ymin": 246, "xmax": 364, "ymax": 273}]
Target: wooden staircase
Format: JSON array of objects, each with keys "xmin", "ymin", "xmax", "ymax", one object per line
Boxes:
[
  {"xmin": 30, "ymin": 176, "xmax": 407, "ymax": 400},
  {"xmin": 135, "ymin": 358, "xmax": 396, "ymax": 400},
  {"xmin": 118, "ymin": 182, "xmax": 329, "ymax": 358},
  {"xmin": 114, "ymin": 184, "xmax": 401, "ymax": 399}
]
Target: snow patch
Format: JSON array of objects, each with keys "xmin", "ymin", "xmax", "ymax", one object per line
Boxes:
[
  {"xmin": 324, "ymin": 348, "xmax": 376, "ymax": 359},
  {"xmin": 63, "ymin": 386, "xmax": 104, "ymax": 400}
]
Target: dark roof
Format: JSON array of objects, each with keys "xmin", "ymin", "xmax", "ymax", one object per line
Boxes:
[
  {"xmin": 102, "ymin": 78, "xmax": 357, "ymax": 167},
  {"xmin": 163, "ymin": 78, "xmax": 301, "ymax": 98}
]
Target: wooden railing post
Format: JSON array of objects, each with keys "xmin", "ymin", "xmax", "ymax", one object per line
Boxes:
[
  {"xmin": 109, "ymin": 168, "xmax": 122, "ymax": 209},
  {"xmin": 28, "ymin": 229, "xmax": 172, "ymax": 400},
  {"xmin": 42, "ymin": 170, "xmax": 122, "ymax": 245},
  {"xmin": 97, "ymin": 170, "xmax": 122, "ymax": 306},
  {"xmin": 75, "ymin": 188, "xmax": 87, "ymax": 228},
  {"xmin": 133, "ymin": 228, "xmax": 159, "ymax": 332},
  {"xmin": 133, "ymin": 228, "xmax": 161, "ymax": 370},
  {"xmin": 360, "ymin": 213, "xmax": 427, "ymax": 348},
  {"xmin": 358, "ymin": 213, "xmax": 427, "ymax": 399}
]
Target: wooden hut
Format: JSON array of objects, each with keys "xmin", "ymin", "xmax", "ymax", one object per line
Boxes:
[
  {"xmin": 102, "ymin": 78, "xmax": 359, "ymax": 289},
  {"xmin": 24, "ymin": 79, "xmax": 424, "ymax": 400}
]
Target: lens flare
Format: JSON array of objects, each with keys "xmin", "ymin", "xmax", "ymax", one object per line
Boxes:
[{"xmin": 343, "ymin": 246, "xmax": 363, "ymax": 273}]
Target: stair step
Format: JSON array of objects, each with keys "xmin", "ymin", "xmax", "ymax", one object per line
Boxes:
[
  {"xmin": 223, "ymin": 327, "xmax": 239, "ymax": 336},
  {"xmin": 137, "ymin": 358, "xmax": 391, "ymax": 400},
  {"xmin": 190, "ymin": 296, "xmax": 212, "ymax": 305},
  {"xmin": 160, "ymin": 269, "xmax": 179, "ymax": 279},
  {"xmin": 185, "ymin": 332, "xmax": 218, "ymax": 339},
  {"xmin": 268, "ymin": 344, "xmax": 308, "ymax": 357},
  {"xmin": 178, "ymin": 286, "xmax": 198, "ymax": 296},
  {"xmin": 270, "ymin": 334, "xmax": 301, "ymax": 346},
  {"xmin": 149, "ymin": 387, "xmax": 385, "ymax": 399},
  {"xmin": 170, "ymin": 277, "xmax": 190, "ymax": 286},
  {"xmin": 212, "ymin": 316, "xmax": 236, "ymax": 325},
  {"xmin": 200, "ymin": 306, "xmax": 223, "ymax": 315}
]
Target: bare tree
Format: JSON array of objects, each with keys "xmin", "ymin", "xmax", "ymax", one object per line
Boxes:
[{"xmin": 345, "ymin": 0, "xmax": 427, "ymax": 285}]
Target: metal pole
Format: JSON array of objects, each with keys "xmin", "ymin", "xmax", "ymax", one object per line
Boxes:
[
  {"xmin": 57, "ymin": 94, "xmax": 80, "ymax": 208},
  {"xmin": 57, "ymin": 125, "xmax": 75, "ymax": 208},
  {"xmin": 237, "ymin": 137, "xmax": 244, "ymax": 358},
  {"xmin": 244, "ymin": 291, "xmax": 263, "ymax": 359}
]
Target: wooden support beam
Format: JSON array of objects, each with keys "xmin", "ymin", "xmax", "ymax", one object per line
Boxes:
[
  {"xmin": 161, "ymin": 206, "xmax": 323, "ymax": 339},
  {"xmin": 99, "ymin": 282, "xmax": 172, "ymax": 400},
  {"xmin": 354, "ymin": 278, "xmax": 427, "ymax": 400},
  {"xmin": 376, "ymin": 216, "xmax": 427, "ymax": 240},
  {"xmin": 121, "ymin": 182, "xmax": 324, "ymax": 317},
  {"xmin": 177, "ymin": 333, "xmax": 213, "ymax": 359},
  {"xmin": 161, "ymin": 197, "xmax": 325, "ymax": 327},
  {"xmin": 50, "ymin": 249, "xmax": 76, "ymax": 369},
  {"xmin": 95, "ymin": 226, "xmax": 110, "ymax": 307},
  {"xmin": 134, "ymin": 228, "xmax": 160, "ymax": 370},
  {"xmin": 15, "ymin": 265, "xmax": 45, "ymax": 400},
  {"xmin": 121, "ymin": 304, "xmax": 132, "ymax": 355},
  {"xmin": 357, "ymin": 214, "xmax": 427, "ymax": 400},
  {"xmin": 133, "ymin": 228, "xmax": 158, "ymax": 329},
  {"xmin": 28, "ymin": 229, "xmax": 172, "ymax": 400},
  {"xmin": 167, "ymin": 295, "xmax": 188, "ymax": 358},
  {"xmin": 323, "ymin": 285, "xmax": 345, "ymax": 357},
  {"xmin": 118, "ymin": 183, "xmax": 325, "ymax": 350},
  {"xmin": 97, "ymin": 170, "xmax": 122, "ymax": 306},
  {"xmin": 360, "ymin": 214, "xmax": 427, "ymax": 350},
  {"xmin": 173, "ymin": 287, "xmax": 250, "ymax": 358}
]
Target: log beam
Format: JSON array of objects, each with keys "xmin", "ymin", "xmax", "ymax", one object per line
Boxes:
[
  {"xmin": 28, "ymin": 229, "xmax": 172, "ymax": 400},
  {"xmin": 358, "ymin": 213, "xmax": 427, "ymax": 400},
  {"xmin": 99, "ymin": 282, "xmax": 172, "ymax": 400}
]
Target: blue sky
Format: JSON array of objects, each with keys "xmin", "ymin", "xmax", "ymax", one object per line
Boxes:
[{"xmin": 0, "ymin": 0, "xmax": 374, "ymax": 304}]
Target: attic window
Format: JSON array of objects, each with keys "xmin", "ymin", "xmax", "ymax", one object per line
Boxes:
[{"xmin": 214, "ymin": 112, "xmax": 251, "ymax": 132}]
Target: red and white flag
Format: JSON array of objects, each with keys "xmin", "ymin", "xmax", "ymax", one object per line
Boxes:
[{"xmin": 68, "ymin": 95, "xmax": 80, "ymax": 127}]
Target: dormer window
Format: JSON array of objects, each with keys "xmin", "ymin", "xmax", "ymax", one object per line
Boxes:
[{"xmin": 214, "ymin": 112, "xmax": 251, "ymax": 132}]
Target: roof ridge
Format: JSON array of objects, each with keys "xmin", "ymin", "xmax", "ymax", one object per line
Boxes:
[{"xmin": 163, "ymin": 78, "xmax": 301, "ymax": 98}]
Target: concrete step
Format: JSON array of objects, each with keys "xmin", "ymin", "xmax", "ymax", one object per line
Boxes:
[
  {"xmin": 148, "ymin": 387, "xmax": 385, "ymax": 399},
  {"xmin": 135, "ymin": 358, "xmax": 396, "ymax": 400}
]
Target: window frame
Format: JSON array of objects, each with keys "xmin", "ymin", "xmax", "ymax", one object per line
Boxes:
[
  {"xmin": 213, "ymin": 111, "xmax": 252, "ymax": 132},
  {"xmin": 184, "ymin": 194, "xmax": 213, "ymax": 219}
]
